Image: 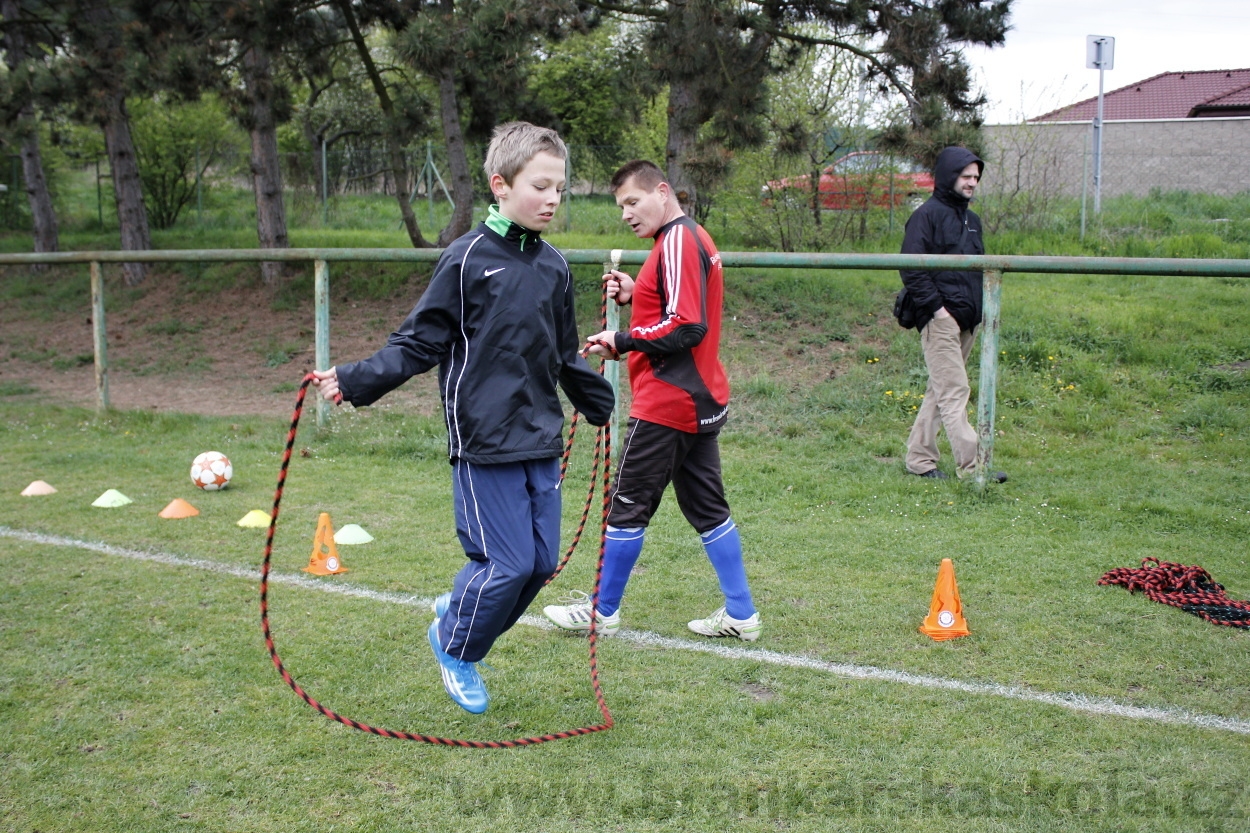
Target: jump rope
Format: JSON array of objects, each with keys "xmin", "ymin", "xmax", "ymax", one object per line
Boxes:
[{"xmin": 260, "ymin": 279, "xmax": 622, "ymax": 748}]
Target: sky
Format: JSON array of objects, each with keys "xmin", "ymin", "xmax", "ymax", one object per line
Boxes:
[{"xmin": 965, "ymin": 0, "xmax": 1250, "ymax": 123}]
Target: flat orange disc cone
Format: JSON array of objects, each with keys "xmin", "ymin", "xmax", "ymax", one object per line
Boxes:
[{"xmin": 159, "ymin": 498, "xmax": 200, "ymax": 519}]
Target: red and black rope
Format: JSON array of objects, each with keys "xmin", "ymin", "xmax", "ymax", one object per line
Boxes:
[
  {"xmin": 547, "ymin": 284, "xmax": 613, "ymax": 584},
  {"xmin": 1099, "ymin": 557, "xmax": 1250, "ymax": 629},
  {"xmin": 260, "ymin": 375, "xmax": 615, "ymax": 747}
]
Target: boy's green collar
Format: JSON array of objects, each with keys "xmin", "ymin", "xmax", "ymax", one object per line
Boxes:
[{"xmin": 486, "ymin": 205, "xmax": 541, "ymax": 251}]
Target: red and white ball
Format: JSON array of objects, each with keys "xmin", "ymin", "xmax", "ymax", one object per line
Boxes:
[{"xmin": 191, "ymin": 451, "xmax": 233, "ymax": 491}]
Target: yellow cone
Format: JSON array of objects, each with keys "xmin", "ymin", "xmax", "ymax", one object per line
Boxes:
[
  {"xmin": 237, "ymin": 509, "xmax": 271, "ymax": 528},
  {"xmin": 21, "ymin": 480, "xmax": 57, "ymax": 496},
  {"xmin": 92, "ymin": 489, "xmax": 133, "ymax": 508}
]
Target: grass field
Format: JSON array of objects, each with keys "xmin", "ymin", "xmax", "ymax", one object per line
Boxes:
[{"xmin": 1, "ymin": 254, "xmax": 1249, "ymax": 831}]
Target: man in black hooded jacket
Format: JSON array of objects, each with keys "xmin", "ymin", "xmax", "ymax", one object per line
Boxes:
[{"xmin": 898, "ymin": 146, "xmax": 1003, "ymax": 482}]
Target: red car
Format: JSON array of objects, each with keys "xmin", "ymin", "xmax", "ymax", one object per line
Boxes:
[{"xmin": 763, "ymin": 151, "xmax": 934, "ymax": 211}]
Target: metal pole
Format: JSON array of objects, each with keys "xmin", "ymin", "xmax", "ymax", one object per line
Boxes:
[
  {"xmin": 314, "ymin": 259, "xmax": 331, "ymax": 427},
  {"xmin": 565, "ymin": 151, "xmax": 573, "ymax": 232},
  {"xmin": 90, "ymin": 261, "xmax": 109, "ymax": 411},
  {"xmin": 321, "ymin": 138, "xmax": 329, "ymax": 226},
  {"xmin": 1093, "ymin": 39, "xmax": 1106, "ymax": 215},
  {"xmin": 426, "ymin": 141, "xmax": 435, "ymax": 228},
  {"xmin": 974, "ymin": 268, "xmax": 1002, "ymax": 487},
  {"xmin": 95, "ymin": 159, "xmax": 103, "ymax": 228},
  {"xmin": 195, "ymin": 145, "xmax": 202, "ymax": 226},
  {"xmin": 888, "ymin": 161, "xmax": 895, "ymax": 235},
  {"xmin": 603, "ymin": 249, "xmax": 623, "ymax": 459},
  {"xmin": 1080, "ymin": 129, "xmax": 1089, "ymax": 240}
]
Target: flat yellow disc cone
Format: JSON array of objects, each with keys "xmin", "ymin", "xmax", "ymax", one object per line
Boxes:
[
  {"xmin": 237, "ymin": 509, "xmax": 271, "ymax": 528},
  {"xmin": 92, "ymin": 489, "xmax": 133, "ymax": 508}
]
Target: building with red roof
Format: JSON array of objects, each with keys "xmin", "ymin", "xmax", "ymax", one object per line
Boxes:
[
  {"xmin": 1033, "ymin": 69, "xmax": 1250, "ymax": 122},
  {"xmin": 981, "ymin": 69, "xmax": 1250, "ymax": 201}
]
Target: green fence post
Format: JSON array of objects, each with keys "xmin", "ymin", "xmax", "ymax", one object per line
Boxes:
[
  {"xmin": 314, "ymin": 259, "xmax": 331, "ymax": 428},
  {"xmin": 974, "ymin": 268, "xmax": 1003, "ymax": 487},
  {"xmin": 90, "ymin": 261, "xmax": 109, "ymax": 411}
]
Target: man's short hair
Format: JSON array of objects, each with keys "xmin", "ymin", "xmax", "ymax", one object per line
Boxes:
[
  {"xmin": 484, "ymin": 122, "xmax": 567, "ymax": 185},
  {"xmin": 610, "ymin": 160, "xmax": 667, "ymax": 194}
]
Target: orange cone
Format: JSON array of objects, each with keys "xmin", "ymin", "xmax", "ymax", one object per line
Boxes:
[
  {"xmin": 919, "ymin": 558, "xmax": 970, "ymax": 641},
  {"xmin": 304, "ymin": 512, "xmax": 348, "ymax": 575},
  {"xmin": 159, "ymin": 498, "xmax": 200, "ymax": 519}
]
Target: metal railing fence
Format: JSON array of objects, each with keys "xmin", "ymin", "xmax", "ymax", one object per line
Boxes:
[{"xmin": 3, "ymin": 247, "xmax": 1248, "ymax": 488}]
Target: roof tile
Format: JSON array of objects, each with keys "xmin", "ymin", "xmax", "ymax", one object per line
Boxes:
[{"xmin": 1032, "ymin": 69, "xmax": 1250, "ymax": 121}]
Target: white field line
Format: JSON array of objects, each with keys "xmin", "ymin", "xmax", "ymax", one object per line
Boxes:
[{"xmin": 5, "ymin": 525, "xmax": 1249, "ymax": 737}]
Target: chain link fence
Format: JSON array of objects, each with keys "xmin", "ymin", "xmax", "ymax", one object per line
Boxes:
[
  {"xmin": 0, "ymin": 140, "xmax": 645, "ymax": 234},
  {"xmin": 979, "ymin": 118, "xmax": 1250, "ymax": 239},
  {"xmin": 6, "ymin": 121, "xmax": 1248, "ymax": 248}
]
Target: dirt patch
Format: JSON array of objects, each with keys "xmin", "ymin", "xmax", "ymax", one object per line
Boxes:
[
  {"xmin": 0, "ymin": 267, "xmax": 443, "ymax": 417},
  {"xmin": 1, "ymin": 264, "xmax": 883, "ymax": 418}
]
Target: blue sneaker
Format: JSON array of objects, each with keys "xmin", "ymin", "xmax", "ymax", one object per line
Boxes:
[
  {"xmin": 427, "ymin": 617, "xmax": 489, "ymax": 714},
  {"xmin": 431, "ymin": 592, "xmax": 451, "ymax": 619}
]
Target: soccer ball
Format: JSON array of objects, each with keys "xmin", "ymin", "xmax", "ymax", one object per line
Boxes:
[{"xmin": 191, "ymin": 451, "xmax": 233, "ymax": 491}]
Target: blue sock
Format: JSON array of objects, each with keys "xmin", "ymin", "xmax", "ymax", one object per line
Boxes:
[
  {"xmin": 701, "ymin": 518, "xmax": 756, "ymax": 620},
  {"xmin": 596, "ymin": 526, "xmax": 644, "ymax": 617}
]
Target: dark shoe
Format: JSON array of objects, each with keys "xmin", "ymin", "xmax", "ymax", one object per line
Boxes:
[
  {"xmin": 915, "ymin": 469, "xmax": 949, "ymax": 480},
  {"xmin": 991, "ymin": 471, "xmax": 1008, "ymax": 484}
]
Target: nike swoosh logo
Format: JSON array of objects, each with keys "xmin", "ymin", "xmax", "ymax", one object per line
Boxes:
[{"xmin": 485, "ymin": 267, "xmax": 506, "ymax": 276}]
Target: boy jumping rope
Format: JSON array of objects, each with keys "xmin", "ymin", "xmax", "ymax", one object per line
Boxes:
[
  {"xmin": 312, "ymin": 122, "xmax": 614, "ymax": 714},
  {"xmin": 544, "ymin": 160, "xmax": 761, "ymax": 641}
]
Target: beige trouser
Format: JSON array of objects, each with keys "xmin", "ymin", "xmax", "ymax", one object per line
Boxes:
[{"xmin": 906, "ymin": 315, "xmax": 978, "ymax": 476}]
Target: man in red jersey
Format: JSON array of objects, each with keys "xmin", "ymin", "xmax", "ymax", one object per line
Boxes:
[{"xmin": 544, "ymin": 160, "xmax": 761, "ymax": 641}]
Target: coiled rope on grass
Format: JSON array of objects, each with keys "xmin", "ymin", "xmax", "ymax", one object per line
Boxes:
[{"xmin": 1099, "ymin": 557, "xmax": 1250, "ymax": 629}]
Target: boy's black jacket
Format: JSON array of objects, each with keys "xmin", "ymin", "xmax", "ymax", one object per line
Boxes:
[
  {"xmin": 898, "ymin": 146, "xmax": 986, "ymax": 333},
  {"xmin": 335, "ymin": 221, "xmax": 615, "ymax": 464}
]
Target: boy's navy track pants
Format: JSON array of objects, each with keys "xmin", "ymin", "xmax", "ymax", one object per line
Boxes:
[{"xmin": 436, "ymin": 457, "xmax": 561, "ymax": 663}]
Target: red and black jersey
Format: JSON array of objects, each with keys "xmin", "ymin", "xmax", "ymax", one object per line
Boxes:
[{"xmin": 615, "ymin": 216, "xmax": 729, "ymax": 433}]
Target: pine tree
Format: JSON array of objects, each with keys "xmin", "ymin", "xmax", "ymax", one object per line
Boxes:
[
  {"xmin": 0, "ymin": 0, "xmax": 60, "ymax": 259},
  {"xmin": 56, "ymin": 0, "xmax": 154, "ymax": 285},
  {"xmin": 585, "ymin": 0, "xmax": 1012, "ymax": 210}
]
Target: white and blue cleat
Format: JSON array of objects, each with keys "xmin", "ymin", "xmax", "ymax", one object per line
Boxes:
[{"xmin": 428, "ymin": 592, "xmax": 489, "ymax": 714}]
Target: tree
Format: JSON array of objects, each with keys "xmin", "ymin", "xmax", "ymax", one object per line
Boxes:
[
  {"xmin": 757, "ymin": 39, "xmax": 874, "ymax": 249},
  {"xmin": 288, "ymin": 40, "xmax": 391, "ymax": 197},
  {"xmin": 332, "ymin": 0, "xmax": 434, "ymax": 247},
  {"xmin": 132, "ymin": 0, "xmax": 343, "ymax": 282},
  {"xmin": 0, "ymin": 0, "xmax": 60, "ymax": 258},
  {"xmin": 57, "ymin": 0, "xmax": 154, "ymax": 285},
  {"xmin": 529, "ymin": 22, "xmax": 654, "ymax": 192},
  {"xmin": 129, "ymin": 95, "xmax": 244, "ymax": 229},
  {"xmin": 393, "ymin": 0, "xmax": 600, "ymax": 245},
  {"xmin": 584, "ymin": 0, "xmax": 1012, "ymax": 211}
]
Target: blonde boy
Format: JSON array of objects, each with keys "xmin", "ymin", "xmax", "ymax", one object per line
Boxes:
[{"xmin": 313, "ymin": 122, "xmax": 614, "ymax": 713}]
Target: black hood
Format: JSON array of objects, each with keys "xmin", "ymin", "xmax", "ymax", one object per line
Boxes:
[{"xmin": 932, "ymin": 146, "xmax": 984, "ymax": 208}]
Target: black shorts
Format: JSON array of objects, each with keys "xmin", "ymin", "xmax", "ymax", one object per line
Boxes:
[{"xmin": 607, "ymin": 417, "xmax": 730, "ymax": 534}]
